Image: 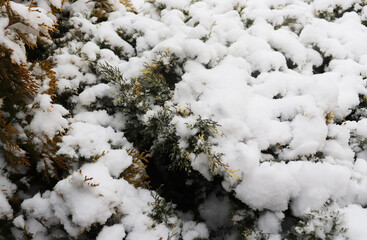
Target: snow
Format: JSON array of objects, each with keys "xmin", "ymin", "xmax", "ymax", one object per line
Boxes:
[
  {"xmin": 57, "ymin": 122, "xmax": 128, "ymax": 159},
  {"xmin": 96, "ymin": 22, "xmax": 135, "ymax": 56},
  {"xmin": 79, "ymin": 84, "xmax": 113, "ymax": 106},
  {"xmin": 258, "ymin": 212, "xmax": 283, "ymax": 234},
  {"xmin": 81, "ymin": 42, "xmax": 100, "ymax": 61},
  {"xmin": 0, "ymin": 192, "xmax": 13, "ymax": 219},
  {"xmin": 13, "ymin": 215, "xmax": 25, "ymax": 229},
  {"xmin": 22, "ymin": 193, "xmax": 54, "ymax": 220},
  {"xmin": 0, "ymin": 174, "xmax": 17, "ymax": 219},
  {"xmin": 29, "ymin": 94, "xmax": 69, "ymax": 139},
  {"xmin": 181, "ymin": 222, "xmax": 209, "ymax": 240},
  {"xmin": 98, "ymin": 150, "xmax": 132, "ymax": 177},
  {"xmin": 73, "ymin": 110, "xmax": 115, "ymax": 127},
  {"xmin": 343, "ymin": 205, "xmax": 367, "ymax": 240},
  {"xmin": 22, "ymin": 163, "xmax": 146, "ymax": 236},
  {"xmin": 54, "ymin": 164, "xmax": 122, "ymax": 229},
  {"xmin": 235, "ymin": 161, "xmax": 350, "ymax": 215},
  {"xmin": 97, "ymin": 224, "xmax": 126, "ymax": 240},
  {"xmin": 284, "ymin": 114, "xmax": 327, "ymax": 157}
]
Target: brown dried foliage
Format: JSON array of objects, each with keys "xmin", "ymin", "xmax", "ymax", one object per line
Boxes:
[
  {"xmin": 92, "ymin": 150, "xmax": 106, "ymax": 162},
  {"xmin": 0, "ymin": 47, "xmax": 39, "ymax": 105},
  {"xmin": 79, "ymin": 170, "xmax": 100, "ymax": 187},
  {"xmin": 0, "ymin": 110, "xmax": 30, "ymax": 168},
  {"xmin": 121, "ymin": 0, "xmax": 137, "ymax": 13},
  {"xmin": 92, "ymin": 0, "xmax": 114, "ymax": 20},
  {"xmin": 0, "ymin": 46, "xmax": 36, "ymax": 169},
  {"xmin": 121, "ymin": 148, "xmax": 151, "ymax": 189},
  {"xmin": 92, "ymin": 0, "xmax": 137, "ymax": 19},
  {"xmin": 32, "ymin": 59, "xmax": 59, "ymax": 100}
]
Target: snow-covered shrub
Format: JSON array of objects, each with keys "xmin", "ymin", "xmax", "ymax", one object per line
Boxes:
[{"xmin": 4, "ymin": 0, "xmax": 367, "ymax": 239}]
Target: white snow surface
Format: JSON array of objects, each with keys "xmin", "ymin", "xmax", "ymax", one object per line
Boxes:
[
  {"xmin": 29, "ymin": 94, "xmax": 69, "ymax": 139},
  {"xmin": 22, "ymin": 162, "xmax": 205, "ymax": 238},
  {"xmin": 0, "ymin": 173, "xmax": 17, "ymax": 219},
  {"xmin": 96, "ymin": 224, "xmax": 126, "ymax": 240},
  {"xmin": 342, "ymin": 204, "xmax": 367, "ymax": 240}
]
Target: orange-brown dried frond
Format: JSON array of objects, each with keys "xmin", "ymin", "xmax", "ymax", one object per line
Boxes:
[
  {"xmin": 91, "ymin": 0, "xmax": 115, "ymax": 20},
  {"xmin": 51, "ymin": 0, "xmax": 67, "ymax": 11},
  {"xmin": 127, "ymin": 148, "xmax": 151, "ymax": 163},
  {"xmin": 27, "ymin": 0, "xmax": 37, "ymax": 10},
  {"xmin": 39, "ymin": 59, "xmax": 59, "ymax": 100},
  {"xmin": 121, "ymin": 0, "xmax": 137, "ymax": 13},
  {"xmin": 121, "ymin": 148, "xmax": 151, "ymax": 189},
  {"xmin": 0, "ymin": 46, "xmax": 39, "ymax": 104},
  {"xmin": 3, "ymin": 150, "xmax": 30, "ymax": 168},
  {"xmin": 92, "ymin": 7, "xmax": 108, "ymax": 20},
  {"xmin": 92, "ymin": 150, "xmax": 106, "ymax": 162},
  {"xmin": 78, "ymin": 170, "xmax": 100, "ymax": 187}
]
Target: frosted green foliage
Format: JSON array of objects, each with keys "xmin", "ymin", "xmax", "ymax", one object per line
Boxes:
[
  {"xmin": 314, "ymin": 0, "xmax": 367, "ymax": 21},
  {"xmin": 286, "ymin": 208, "xmax": 348, "ymax": 240},
  {"xmin": 148, "ymin": 186, "xmax": 176, "ymax": 227},
  {"xmin": 99, "ymin": 59, "xmax": 227, "ymax": 177}
]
